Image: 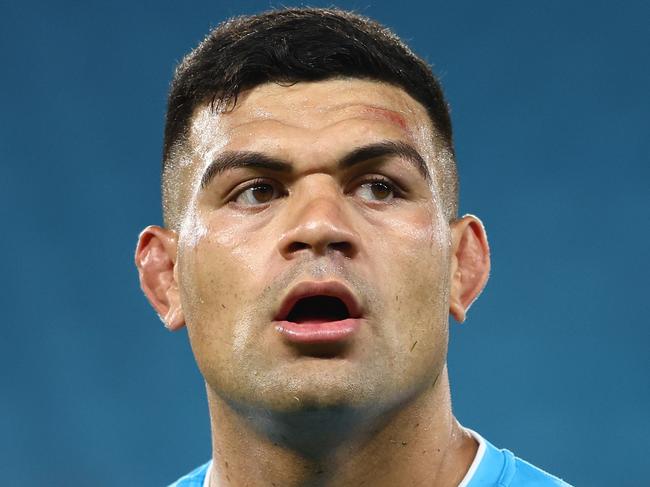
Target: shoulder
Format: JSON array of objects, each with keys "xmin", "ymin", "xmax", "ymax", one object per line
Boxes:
[{"xmin": 167, "ymin": 461, "xmax": 211, "ymax": 487}]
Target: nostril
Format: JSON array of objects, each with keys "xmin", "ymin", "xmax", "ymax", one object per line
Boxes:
[
  {"xmin": 285, "ymin": 240, "xmax": 354, "ymax": 256},
  {"xmin": 287, "ymin": 242, "xmax": 310, "ymax": 253},
  {"xmin": 330, "ymin": 241, "xmax": 353, "ymax": 254}
]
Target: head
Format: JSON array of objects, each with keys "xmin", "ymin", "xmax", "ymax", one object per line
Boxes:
[{"xmin": 136, "ymin": 8, "xmax": 489, "ymax": 417}]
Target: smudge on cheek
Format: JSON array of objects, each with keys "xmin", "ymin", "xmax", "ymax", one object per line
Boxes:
[
  {"xmin": 179, "ymin": 211, "xmax": 209, "ymax": 249},
  {"xmin": 409, "ymin": 123, "xmax": 453, "ymax": 247},
  {"xmin": 177, "ymin": 107, "xmax": 232, "ymax": 247},
  {"xmin": 230, "ymin": 310, "xmax": 261, "ymax": 357},
  {"xmin": 428, "ymin": 207, "xmax": 451, "ymax": 251},
  {"xmin": 175, "ymin": 149, "xmax": 226, "ymax": 316},
  {"xmin": 166, "ymin": 106, "xmax": 227, "ymax": 227}
]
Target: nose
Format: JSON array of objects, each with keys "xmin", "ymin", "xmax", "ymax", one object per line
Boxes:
[{"xmin": 277, "ymin": 182, "xmax": 360, "ymax": 260}]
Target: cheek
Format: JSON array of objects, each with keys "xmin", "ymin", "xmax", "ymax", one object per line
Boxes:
[
  {"xmin": 367, "ymin": 206, "xmax": 451, "ymax": 339},
  {"xmin": 370, "ymin": 205, "xmax": 449, "ymax": 275},
  {"xmin": 177, "ymin": 214, "xmax": 274, "ymax": 329}
]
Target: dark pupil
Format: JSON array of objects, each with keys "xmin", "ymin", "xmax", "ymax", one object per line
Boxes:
[
  {"xmin": 371, "ymin": 182, "xmax": 391, "ymax": 199},
  {"xmin": 252, "ymin": 184, "xmax": 274, "ymax": 202}
]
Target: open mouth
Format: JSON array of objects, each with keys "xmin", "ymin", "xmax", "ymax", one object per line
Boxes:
[
  {"xmin": 286, "ymin": 295, "xmax": 351, "ymax": 323},
  {"xmin": 274, "ymin": 281, "xmax": 362, "ymax": 353}
]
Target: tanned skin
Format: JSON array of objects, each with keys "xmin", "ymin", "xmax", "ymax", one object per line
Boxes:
[{"xmin": 136, "ymin": 79, "xmax": 490, "ymax": 487}]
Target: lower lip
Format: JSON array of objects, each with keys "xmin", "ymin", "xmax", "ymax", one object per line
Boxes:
[{"xmin": 274, "ymin": 318, "xmax": 362, "ymax": 344}]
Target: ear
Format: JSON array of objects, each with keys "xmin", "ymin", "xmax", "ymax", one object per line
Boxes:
[
  {"xmin": 134, "ymin": 225, "xmax": 185, "ymax": 331},
  {"xmin": 449, "ymin": 215, "xmax": 491, "ymax": 323}
]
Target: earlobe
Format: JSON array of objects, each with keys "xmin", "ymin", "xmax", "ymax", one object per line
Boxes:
[
  {"xmin": 449, "ymin": 215, "xmax": 491, "ymax": 323},
  {"xmin": 134, "ymin": 225, "xmax": 185, "ymax": 331}
]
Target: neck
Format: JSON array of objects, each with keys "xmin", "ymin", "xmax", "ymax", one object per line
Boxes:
[{"xmin": 205, "ymin": 365, "xmax": 477, "ymax": 487}]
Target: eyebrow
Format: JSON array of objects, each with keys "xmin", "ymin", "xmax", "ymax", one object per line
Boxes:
[
  {"xmin": 200, "ymin": 152, "xmax": 291, "ymax": 189},
  {"xmin": 338, "ymin": 141, "xmax": 431, "ymax": 182},
  {"xmin": 200, "ymin": 140, "xmax": 430, "ymax": 189}
]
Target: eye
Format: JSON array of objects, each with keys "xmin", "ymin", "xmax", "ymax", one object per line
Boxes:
[
  {"xmin": 352, "ymin": 178, "xmax": 399, "ymax": 202},
  {"xmin": 232, "ymin": 180, "xmax": 284, "ymax": 206}
]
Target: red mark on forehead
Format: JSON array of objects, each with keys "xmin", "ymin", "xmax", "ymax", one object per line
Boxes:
[{"xmin": 361, "ymin": 106, "xmax": 408, "ymax": 130}]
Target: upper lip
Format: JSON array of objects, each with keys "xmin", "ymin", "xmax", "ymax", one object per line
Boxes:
[{"xmin": 274, "ymin": 280, "xmax": 363, "ymax": 321}]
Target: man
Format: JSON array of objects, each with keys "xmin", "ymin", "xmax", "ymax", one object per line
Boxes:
[{"xmin": 135, "ymin": 8, "xmax": 572, "ymax": 487}]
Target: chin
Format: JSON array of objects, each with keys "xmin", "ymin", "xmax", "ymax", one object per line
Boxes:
[{"xmin": 217, "ymin": 361, "xmax": 386, "ymax": 415}]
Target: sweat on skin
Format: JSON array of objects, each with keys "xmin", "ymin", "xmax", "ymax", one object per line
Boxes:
[{"xmin": 135, "ymin": 78, "xmax": 491, "ymax": 487}]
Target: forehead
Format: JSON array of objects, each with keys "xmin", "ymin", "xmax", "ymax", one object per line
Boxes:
[{"xmin": 187, "ymin": 79, "xmax": 434, "ymax": 153}]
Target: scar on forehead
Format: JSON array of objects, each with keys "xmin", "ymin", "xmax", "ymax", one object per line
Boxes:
[{"xmin": 359, "ymin": 106, "xmax": 408, "ymax": 130}]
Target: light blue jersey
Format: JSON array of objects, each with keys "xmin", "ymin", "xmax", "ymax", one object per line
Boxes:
[
  {"xmin": 458, "ymin": 430, "xmax": 572, "ymax": 486},
  {"xmin": 168, "ymin": 431, "xmax": 572, "ymax": 486},
  {"xmin": 168, "ymin": 461, "xmax": 210, "ymax": 487}
]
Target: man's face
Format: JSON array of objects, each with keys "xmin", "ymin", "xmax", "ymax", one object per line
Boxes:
[{"xmin": 173, "ymin": 79, "xmax": 454, "ymax": 413}]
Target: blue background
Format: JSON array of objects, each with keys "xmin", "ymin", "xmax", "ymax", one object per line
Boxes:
[{"xmin": 1, "ymin": 1, "xmax": 648, "ymax": 485}]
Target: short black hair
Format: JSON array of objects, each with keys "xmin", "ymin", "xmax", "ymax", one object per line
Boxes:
[{"xmin": 162, "ymin": 7, "xmax": 458, "ymax": 226}]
